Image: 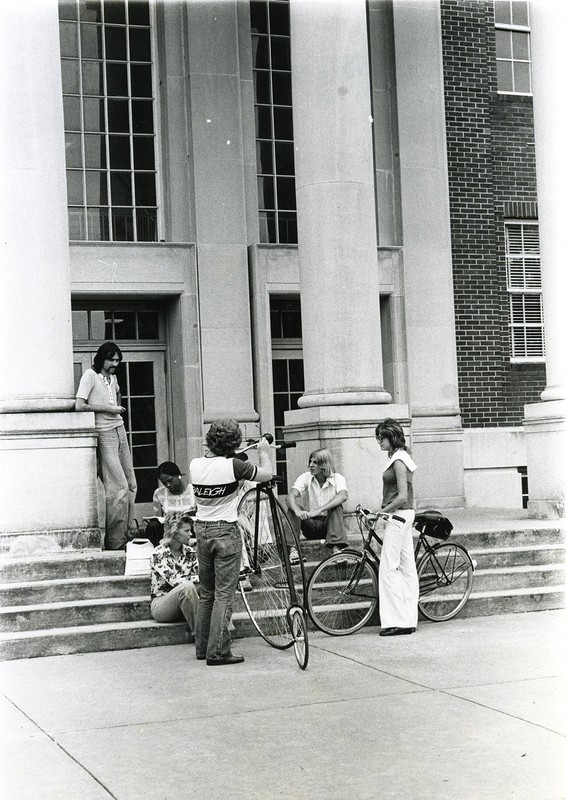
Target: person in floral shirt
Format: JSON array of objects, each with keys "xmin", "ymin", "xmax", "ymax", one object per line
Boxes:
[{"xmin": 150, "ymin": 516, "xmax": 199, "ymax": 641}]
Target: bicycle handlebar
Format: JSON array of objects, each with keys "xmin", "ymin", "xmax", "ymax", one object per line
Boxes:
[{"xmin": 237, "ymin": 434, "xmax": 297, "ymax": 455}]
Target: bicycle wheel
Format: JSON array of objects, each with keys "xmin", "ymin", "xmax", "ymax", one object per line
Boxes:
[
  {"xmin": 237, "ymin": 488, "xmax": 305, "ymax": 649},
  {"xmin": 289, "ymin": 606, "xmax": 309, "ymax": 670},
  {"xmin": 306, "ymin": 551, "xmax": 379, "ymax": 636},
  {"xmin": 417, "ymin": 542, "xmax": 474, "ymax": 622}
]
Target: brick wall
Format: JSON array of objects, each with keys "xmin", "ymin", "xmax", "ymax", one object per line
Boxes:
[{"xmin": 440, "ymin": 0, "xmax": 546, "ymax": 427}]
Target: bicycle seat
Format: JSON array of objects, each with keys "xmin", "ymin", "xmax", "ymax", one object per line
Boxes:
[{"xmin": 414, "ymin": 510, "xmax": 453, "ymax": 540}]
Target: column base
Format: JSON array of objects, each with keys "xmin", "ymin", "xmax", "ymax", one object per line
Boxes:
[
  {"xmin": 524, "ymin": 399, "xmax": 566, "ymax": 520},
  {"xmin": 298, "ymin": 390, "xmax": 392, "ymax": 407},
  {"xmin": 410, "ymin": 414, "xmax": 465, "ymax": 509},
  {"xmin": 0, "ymin": 412, "xmax": 102, "ymax": 548}
]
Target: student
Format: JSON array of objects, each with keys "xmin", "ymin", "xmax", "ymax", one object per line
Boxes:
[{"xmin": 146, "ymin": 462, "xmax": 196, "ymax": 547}]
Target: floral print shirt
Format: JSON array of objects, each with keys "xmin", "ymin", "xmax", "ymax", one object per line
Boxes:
[{"xmin": 150, "ymin": 542, "xmax": 198, "ymax": 599}]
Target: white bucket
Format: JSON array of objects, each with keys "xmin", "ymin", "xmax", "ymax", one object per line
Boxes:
[{"xmin": 125, "ymin": 538, "xmax": 154, "ymax": 576}]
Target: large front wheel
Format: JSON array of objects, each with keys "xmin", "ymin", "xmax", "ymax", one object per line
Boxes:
[
  {"xmin": 306, "ymin": 551, "xmax": 379, "ymax": 636},
  {"xmin": 417, "ymin": 542, "xmax": 474, "ymax": 622},
  {"xmin": 237, "ymin": 487, "xmax": 305, "ymax": 649}
]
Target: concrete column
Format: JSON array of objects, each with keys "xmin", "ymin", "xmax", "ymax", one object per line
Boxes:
[
  {"xmin": 0, "ymin": 2, "xmax": 100, "ymax": 549},
  {"xmin": 290, "ymin": 0, "xmax": 390, "ymax": 409},
  {"xmin": 523, "ymin": 1, "xmax": 566, "ymax": 518},
  {"xmin": 285, "ymin": 0, "xmax": 400, "ymax": 511},
  {"xmin": 185, "ymin": 1, "xmax": 258, "ymax": 426},
  {"xmin": 392, "ymin": 0, "xmax": 464, "ymax": 507}
]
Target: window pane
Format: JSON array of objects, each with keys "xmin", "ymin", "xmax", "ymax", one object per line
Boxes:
[
  {"xmin": 69, "ymin": 208, "xmax": 87, "ymax": 240},
  {"xmin": 137, "ymin": 311, "xmax": 159, "ymax": 339},
  {"xmin": 130, "ymin": 64, "xmax": 152, "ymax": 97},
  {"xmin": 278, "ymin": 212, "xmax": 297, "ymax": 244},
  {"xmin": 272, "ymin": 360, "xmax": 288, "ymax": 392},
  {"xmin": 497, "ymin": 60, "xmax": 513, "ymax": 92},
  {"xmin": 111, "ymin": 172, "xmax": 132, "ymax": 205},
  {"xmin": 273, "ymin": 395, "xmax": 288, "ymax": 427},
  {"xmin": 112, "ymin": 207, "xmax": 134, "ymax": 240},
  {"xmin": 511, "ymin": 1, "xmax": 529, "ymax": 27},
  {"xmin": 128, "ymin": 0, "xmax": 151, "ymax": 26},
  {"xmin": 129, "ymin": 361, "xmax": 154, "ymax": 394},
  {"xmin": 83, "ymin": 97, "xmax": 106, "ymax": 132},
  {"xmin": 79, "ymin": 0, "xmax": 102, "ymax": 23},
  {"xmin": 136, "ymin": 209, "xmax": 157, "ymax": 242},
  {"xmin": 250, "ymin": 1, "xmax": 268, "ymax": 33},
  {"xmin": 130, "ymin": 398, "xmax": 156, "ymax": 431},
  {"xmin": 72, "ymin": 310, "xmax": 89, "ymax": 340},
  {"xmin": 255, "ymin": 106, "xmax": 272, "ymax": 139},
  {"xmin": 254, "ymin": 71, "xmax": 271, "ymax": 104},
  {"xmin": 513, "ymin": 61, "xmax": 531, "ymax": 93},
  {"xmin": 269, "ymin": 3, "xmax": 290, "ymax": 35},
  {"xmin": 132, "ymin": 100, "xmax": 153, "ymax": 133},
  {"xmin": 272, "ymin": 72, "xmax": 292, "ymax": 105},
  {"xmin": 259, "ymin": 211, "xmax": 276, "ymax": 243},
  {"xmin": 134, "ymin": 469, "xmax": 157, "ymax": 503},
  {"xmin": 253, "ymin": 36, "xmax": 270, "ymax": 69},
  {"xmin": 273, "ymin": 107, "xmax": 293, "ymax": 140},
  {"xmin": 133, "ymin": 136, "xmax": 155, "ymax": 169},
  {"xmin": 87, "ymin": 208, "xmax": 110, "ymax": 240},
  {"xmin": 256, "ymin": 141, "xmax": 274, "ymax": 175},
  {"xmin": 281, "ymin": 307, "xmax": 302, "ymax": 338},
  {"xmin": 495, "ymin": 29, "xmax": 511, "ymax": 60},
  {"xmin": 82, "ymin": 60, "xmax": 104, "ymax": 95},
  {"xmin": 512, "ymin": 31, "xmax": 529, "ymax": 61},
  {"xmin": 60, "ymin": 1, "xmax": 78, "ymax": 21},
  {"xmin": 105, "ymin": 25, "xmax": 127, "ymax": 60},
  {"xmin": 113, "ymin": 311, "xmax": 136, "ymax": 339},
  {"xmin": 86, "ymin": 170, "xmax": 108, "ymax": 204},
  {"xmin": 271, "ymin": 37, "xmax": 291, "ymax": 71},
  {"xmin": 277, "ymin": 177, "xmax": 296, "ymax": 210},
  {"xmin": 65, "ymin": 133, "xmax": 83, "ymax": 168},
  {"xmin": 134, "ymin": 172, "xmax": 156, "ymax": 205},
  {"xmin": 129, "ymin": 28, "xmax": 151, "ymax": 61},
  {"xmin": 275, "ymin": 142, "xmax": 294, "ymax": 175},
  {"xmin": 80, "ymin": 23, "xmax": 103, "ymax": 59},
  {"xmin": 494, "ymin": 0, "xmax": 511, "ymax": 25},
  {"xmin": 60, "ymin": 22, "xmax": 79, "ymax": 58},
  {"xmin": 104, "ymin": 0, "xmax": 126, "ymax": 24},
  {"xmin": 62, "ymin": 59, "xmax": 81, "ymax": 94},
  {"xmin": 67, "ymin": 170, "xmax": 84, "ymax": 205},
  {"xmin": 109, "ymin": 134, "xmax": 131, "ymax": 168},
  {"xmin": 84, "ymin": 133, "xmax": 107, "ymax": 168},
  {"xmin": 270, "ymin": 309, "xmax": 282, "ymax": 338},
  {"xmin": 289, "ymin": 359, "xmax": 304, "ymax": 391},
  {"xmin": 64, "ymin": 96, "xmax": 82, "ymax": 131},
  {"xmin": 108, "ymin": 98, "xmax": 130, "ymax": 132},
  {"xmin": 257, "ymin": 176, "xmax": 275, "ymax": 209},
  {"xmin": 106, "ymin": 62, "xmax": 128, "ymax": 96},
  {"xmin": 132, "ymin": 442, "xmax": 157, "ymax": 468}
]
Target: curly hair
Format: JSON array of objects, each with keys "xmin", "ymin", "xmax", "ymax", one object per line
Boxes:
[
  {"xmin": 92, "ymin": 342, "xmax": 122, "ymax": 373},
  {"xmin": 308, "ymin": 448, "xmax": 336, "ymax": 479},
  {"xmin": 206, "ymin": 418, "xmax": 242, "ymax": 456},
  {"xmin": 374, "ymin": 418, "xmax": 407, "ymax": 452}
]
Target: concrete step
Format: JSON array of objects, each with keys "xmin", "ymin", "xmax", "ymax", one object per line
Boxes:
[
  {"xmin": 0, "ymin": 552, "xmax": 125, "ymax": 583},
  {"xmin": 0, "ymin": 596, "xmax": 150, "ymax": 633},
  {"xmin": 0, "ymin": 619, "xmax": 189, "ymax": 661},
  {"xmin": 0, "ymin": 574, "xmax": 149, "ymax": 606},
  {"xmin": 472, "ymin": 563, "xmax": 566, "ymax": 592},
  {"xmin": 469, "ymin": 543, "xmax": 566, "ymax": 569}
]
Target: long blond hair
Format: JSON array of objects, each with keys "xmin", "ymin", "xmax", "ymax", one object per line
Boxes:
[{"xmin": 308, "ymin": 448, "xmax": 336, "ymax": 479}]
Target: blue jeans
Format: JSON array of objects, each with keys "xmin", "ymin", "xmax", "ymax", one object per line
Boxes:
[
  {"xmin": 195, "ymin": 521, "xmax": 241, "ymax": 661},
  {"xmin": 97, "ymin": 425, "xmax": 137, "ymax": 550}
]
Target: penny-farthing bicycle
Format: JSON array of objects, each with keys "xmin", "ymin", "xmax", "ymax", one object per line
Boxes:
[{"xmin": 237, "ymin": 436, "xmax": 309, "ymax": 669}]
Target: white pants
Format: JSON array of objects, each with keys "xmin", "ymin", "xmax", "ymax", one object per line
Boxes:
[{"xmin": 378, "ymin": 509, "xmax": 418, "ymax": 629}]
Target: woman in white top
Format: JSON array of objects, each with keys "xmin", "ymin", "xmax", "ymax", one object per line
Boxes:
[
  {"xmin": 375, "ymin": 419, "xmax": 418, "ymax": 637},
  {"xmin": 146, "ymin": 461, "xmax": 196, "ymax": 546}
]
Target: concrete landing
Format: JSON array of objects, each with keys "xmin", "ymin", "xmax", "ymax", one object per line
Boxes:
[{"xmin": 0, "ymin": 609, "xmax": 564, "ymax": 799}]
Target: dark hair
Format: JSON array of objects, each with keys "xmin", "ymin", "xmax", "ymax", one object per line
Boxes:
[
  {"xmin": 92, "ymin": 342, "xmax": 123, "ymax": 373},
  {"xmin": 157, "ymin": 461, "xmax": 181, "ymax": 478},
  {"xmin": 375, "ymin": 418, "xmax": 407, "ymax": 452},
  {"xmin": 206, "ymin": 418, "xmax": 242, "ymax": 456}
]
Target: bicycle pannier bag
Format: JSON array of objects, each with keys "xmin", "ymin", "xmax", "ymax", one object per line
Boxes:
[{"xmin": 414, "ymin": 512, "xmax": 453, "ymax": 541}]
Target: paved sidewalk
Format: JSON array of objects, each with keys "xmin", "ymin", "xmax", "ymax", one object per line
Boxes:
[{"xmin": 1, "ymin": 609, "xmax": 565, "ymax": 800}]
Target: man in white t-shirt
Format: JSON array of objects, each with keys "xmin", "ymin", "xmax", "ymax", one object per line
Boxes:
[
  {"xmin": 75, "ymin": 342, "xmax": 137, "ymax": 550},
  {"xmin": 287, "ymin": 448, "xmax": 349, "ymax": 555},
  {"xmin": 190, "ymin": 419, "xmax": 272, "ymax": 665}
]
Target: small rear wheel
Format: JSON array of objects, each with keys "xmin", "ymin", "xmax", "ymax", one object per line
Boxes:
[
  {"xmin": 306, "ymin": 551, "xmax": 378, "ymax": 636},
  {"xmin": 289, "ymin": 606, "xmax": 309, "ymax": 670},
  {"xmin": 417, "ymin": 542, "xmax": 474, "ymax": 622}
]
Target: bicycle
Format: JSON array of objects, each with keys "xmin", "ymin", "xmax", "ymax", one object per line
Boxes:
[
  {"xmin": 306, "ymin": 505, "xmax": 474, "ymax": 636},
  {"xmin": 236, "ymin": 435, "xmax": 309, "ymax": 669}
]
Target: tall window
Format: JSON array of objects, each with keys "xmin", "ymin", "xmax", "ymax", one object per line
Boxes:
[
  {"xmin": 495, "ymin": 0, "xmax": 532, "ymax": 94},
  {"xmin": 251, "ymin": 0, "xmax": 297, "ymax": 244},
  {"xmin": 59, "ymin": 0, "xmax": 158, "ymax": 242},
  {"xmin": 505, "ymin": 222, "xmax": 544, "ymax": 360}
]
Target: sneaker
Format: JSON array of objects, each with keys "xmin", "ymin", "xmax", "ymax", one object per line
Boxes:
[{"xmin": 289, "ymin": 546, "xmax": 302, "ymax": 565}]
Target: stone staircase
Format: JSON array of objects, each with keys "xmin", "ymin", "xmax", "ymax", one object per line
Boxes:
[{"xmin": 0, "ymin": 520, "xmax": 564, "ymax": 661}]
